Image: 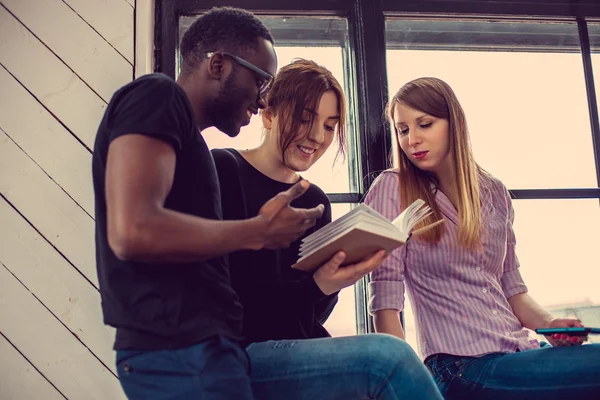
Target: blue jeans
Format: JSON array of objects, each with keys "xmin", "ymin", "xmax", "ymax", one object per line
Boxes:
[
  {"xmin": 425, "ymin": 343, "xmax": 600, "ymax": 400},
  {"xmin": 116, "ymin": 335, "xmax": 254, "ymax": 400},
  {"xmin": 116, "ymin": 333, "xmax": 443, "ymax": 399},
  {"xmin": 247, "ymin": 334, "xmax": 442, "ymax": 399}
]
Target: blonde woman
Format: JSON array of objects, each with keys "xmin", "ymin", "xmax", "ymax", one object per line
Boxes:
[{"xmin": 365, "ymin": 77, "xmax": 600, "ymax": 399}]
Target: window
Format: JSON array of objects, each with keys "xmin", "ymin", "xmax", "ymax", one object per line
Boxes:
[
  {"xmin": 179, "ymin": 16, "xmax": 354, "ymax": 193},
  {"xmin": 386, "ymin": 18, "xmax": 596, "ymax": 189},
  {"xmin": 385, "ymin": 17, "xmax": 600, "ymax": 351},
  {"xmin": 158, "ymin": 0, "xmax": 600, "ymax": 348},
  {"xmin": 513, "ymin": 199, "xmax": 600, "ymax": 344}
]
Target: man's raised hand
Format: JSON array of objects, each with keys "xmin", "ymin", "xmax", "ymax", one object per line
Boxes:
[{"xmin": 253, "ymin": 180, "xmax": 325, "ymax": 250}]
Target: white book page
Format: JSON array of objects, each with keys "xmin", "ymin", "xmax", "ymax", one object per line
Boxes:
[
  {"xmin": 391, "ymin": 199, "xmax": 432, "ymax": 235},
  {"xmin": 302, "ymin": 204, "xmax": 392, "ymax": 245}
]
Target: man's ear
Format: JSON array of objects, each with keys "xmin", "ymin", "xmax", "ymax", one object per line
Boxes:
[
  {"xmin": 261, "ymin": 109, "xmax": 274, "ymax": 130},
  {"xmin": 207, "ymin": 53, "xmax": 226, "ymax": 80}
]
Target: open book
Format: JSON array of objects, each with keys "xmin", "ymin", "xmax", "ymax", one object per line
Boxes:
[{"xmin": 292, "ymin": 199, "xmax": 442, "ymax": 272}]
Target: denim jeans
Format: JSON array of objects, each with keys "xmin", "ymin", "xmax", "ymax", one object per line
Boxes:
[
  {"xmin": 116, "ymin": 333, "xmax": 443, "ymax": 399},
  {"xmin": 425, "ymin": 343, "xmax": 600, "ymax": 400},
  {"xmin": 116, "ymin": 335, "xmax": 254, "ymax": 400},
  {"xmin": 247, "ymin": 334, "xmax": 443, "ymax": 400}
]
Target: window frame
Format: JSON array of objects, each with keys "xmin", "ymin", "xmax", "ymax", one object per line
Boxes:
[{"xmin": 154, "ymin": 0, "xmax": 600, "ymax": 335}]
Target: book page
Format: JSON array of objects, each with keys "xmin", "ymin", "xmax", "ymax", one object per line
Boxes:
[
  {"xmin": 300, "ymin": 220, "xmax": 401, "ymax": 255},
  {"xmin": 391, "ymin": 199, "xmax": 432, "ymax": 236},
  {"xmin": 301, "ymin": 204, "xmax": 392, "ymax": 245}
]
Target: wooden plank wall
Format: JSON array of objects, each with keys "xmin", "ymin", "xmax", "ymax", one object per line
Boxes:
[{"xmin": 0, "ymin": 0, "xmax": 145, "ymax": 398}]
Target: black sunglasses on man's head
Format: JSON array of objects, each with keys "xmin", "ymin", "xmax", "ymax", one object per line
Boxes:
[{"xmin": 206, "ymin": 52, "xmax": 274, "ymax": 99}]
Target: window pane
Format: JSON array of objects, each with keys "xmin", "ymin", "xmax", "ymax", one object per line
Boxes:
[
  {"xmin": 513, "ymin": 199, "xmax": 600, "ymax": 309},
  {"xmin": 323, "ymin": 203, "xmax": 357, "ymax": 336},
  {"xmin": 179, "ymin": 16, "xmax": 353, "ymax": 194},
  {"xmin": 385, "ymin": 19, "xmax": 597, "ymax": 189},
  {"xmin": 514, "ymin": 199, "xmax": 600, "ymax": 344}
]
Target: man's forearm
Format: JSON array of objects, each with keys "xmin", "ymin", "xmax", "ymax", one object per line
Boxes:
[
  {"xmin": 109, "ymin": 207, "xmax": 266, "ymax": 262},
  {"xmin": 508, "ymin": 292, "xmax": 554, "ymax": 330}
]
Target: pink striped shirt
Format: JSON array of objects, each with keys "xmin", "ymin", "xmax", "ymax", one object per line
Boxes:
[{"xmin": 364, "ymin": 170, "xmax": 540, "ymax": 360}]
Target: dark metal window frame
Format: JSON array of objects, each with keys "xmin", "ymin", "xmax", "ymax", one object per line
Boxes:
[{"xmin": 155, "ymin": 0, "xmax": 600, "ymax": 334}]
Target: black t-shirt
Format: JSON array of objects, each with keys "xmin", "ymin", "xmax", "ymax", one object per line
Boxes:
[
  {"xmin": 92, "ymin": 73, "xmax": 243, "ymax": 350},
  {"xmin": 211, "ymin": 148, "xmax": 338, "ymax": 345}
]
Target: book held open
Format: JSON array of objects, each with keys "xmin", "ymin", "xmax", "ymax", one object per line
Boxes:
[{"xmin": 292, "ymin": 199, "xmax": 442, "ymax": 272}]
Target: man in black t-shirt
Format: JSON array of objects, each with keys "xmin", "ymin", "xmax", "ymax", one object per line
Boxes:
[{"xmin": 92, "ymin": 7, "xmax": 323, "ymax": 400}]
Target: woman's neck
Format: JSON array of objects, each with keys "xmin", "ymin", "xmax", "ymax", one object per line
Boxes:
[
  {"xmin": 239, "ymin": 143, "xmax": 300, "ymax": 184},
  {"xmin": 435, "ymin": 166, "xmax": 459, "ymax": 210}
]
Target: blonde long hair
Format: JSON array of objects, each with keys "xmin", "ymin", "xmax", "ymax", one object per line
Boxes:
[{"xmin": 387, "ymin": 77, "xmax": 482, "ymax": 249}]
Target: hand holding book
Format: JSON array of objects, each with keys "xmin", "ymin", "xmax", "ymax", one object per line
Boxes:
[
  {"xmin": 312, "ymin": 249, "xmax": 388, "ymax": 295},
  {"xmin": 292, "ymin": 199, "xmax": 443, "ymax": 272}
]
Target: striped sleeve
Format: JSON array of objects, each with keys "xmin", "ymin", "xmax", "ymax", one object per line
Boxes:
[
  {"xmin": 363, "ymin": 172, "xmax": 406, "ymax": 314},
  {"xmin": 498, "ymin": 181, "xmax": 528, "ymax": 298}
]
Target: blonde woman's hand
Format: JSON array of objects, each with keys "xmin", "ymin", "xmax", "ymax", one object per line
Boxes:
[{"xmin": 544, "ymin": 318, "xmax": 588, "ymax": 347}]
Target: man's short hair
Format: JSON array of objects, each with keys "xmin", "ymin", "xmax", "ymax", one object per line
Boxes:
[{"xmin": 180, "ymin": 7, "xmax": 274, "ymax": 73}]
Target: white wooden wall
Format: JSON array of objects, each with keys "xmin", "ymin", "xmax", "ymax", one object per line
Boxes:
[{"xmin": 0, "ymin": 0, "xmax": 153, "ymax": 398}]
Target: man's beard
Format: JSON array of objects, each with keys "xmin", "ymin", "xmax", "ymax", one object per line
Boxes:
[{"xmin": 208, "ymin": 70, "xmax": 248, "ymax": 137}]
